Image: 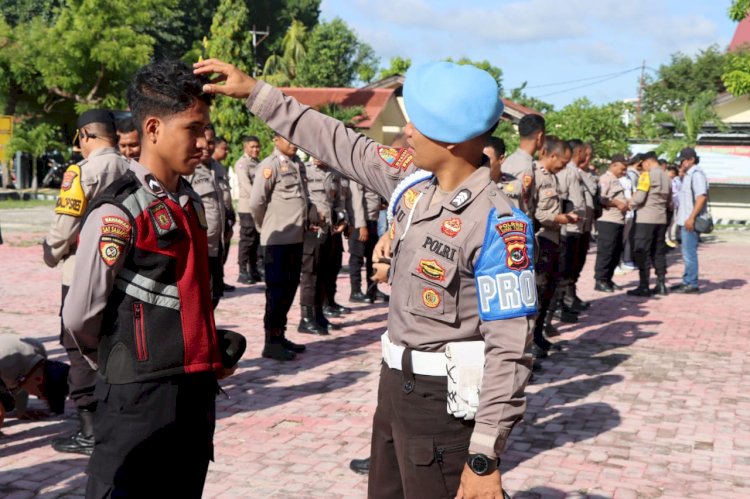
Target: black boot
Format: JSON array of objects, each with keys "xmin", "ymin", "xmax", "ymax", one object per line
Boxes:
[
  {"xmin": 316, "ymin": 306, "xmax": 341, "ymax": 331},
  {"xmin": 279, "ymin": 327, "xmax": 306, "ymax": 353},
  {"xmin": 298, "ymin": 305, "xmax": 328, "ymax": 335},
  {"xmin": 349, "ymin": 457, "xmax": 370, "ymax": 475},
  {"xmin": 326, "ymin": 302, "xmax": 352, "ymax": 315},
  {"xmin": 262, "ymin": 329, "xmax": 296, "ymax": 361},
  {"xmin": 322, "ymin": 305, "xmax": 342, "ymax": 318},
  {"xmin": 349, "ymin": 290, "xmax": 373, "ymax": 304},
  {"xmin": 52, "ymin": 407, "xmax": 95, "ymax": 455},
  {"xmin": 651, "ymin": 278, "xmax": 669, "ymax": 296}
]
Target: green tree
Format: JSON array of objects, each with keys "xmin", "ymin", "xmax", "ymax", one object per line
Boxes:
[
  {"xmin": 6, "ymin": 121, "xmax": 64, "ymax": 192},
  {"xmin": 643, "ymin": 45, "xmax": 726, "ymax": 113},
  {"xmin": 545, "ymin": 98, "xmax": 630, "ymax": 160},
  {"xmin": 0, "ymin": 0, "xmax": 62, "ymax": 26},
  {"xmin": 723, "ymin": 1, "xmax": 750, "ymax": 96},
  {"xmin": 730, "ymin": 0, "xmax": 750, "ymax": 21},
  {"xmin": 656, "ymin": 92, "xmax": 727, "ymax": 160},
  {"xmin": 296, "ymin": 17, "xmax": 379, "ymax": 87},
  {"xmin": 378, "ymin": 56, "xmax": 411, "ymax": 80},
  {"xmin": 262, "ymin": 19, "xmax": 308, "ymax": 85}
]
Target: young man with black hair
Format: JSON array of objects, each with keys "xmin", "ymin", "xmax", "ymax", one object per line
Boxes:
[
  {"xmin": 483, "ymin": 136, "xmax": 506, "ymax": 183},
  {"xmin": 43, "ymin": 108, "xmax": 130, "ymax": 456},
  {"xmin": 197, "ymin": 57, "xmax": 535, "ymax": 499},
  {"xmin": 62, "ymin": 59, "xmax": 233, "ymax": 498},
  {"xmin": 500, "ymin": 114, "xmax": 545, "ymax": 217},
  {"xmin": 115, "ymin": 117, "xmax": 141, "ymax": 160},
  {"xmin": 530, "ymin": 137, "xmax": 577, "ymax": 358},
  {"xmin": 235, "ymin": 135, "xmax": 263, "ymax": 284}
]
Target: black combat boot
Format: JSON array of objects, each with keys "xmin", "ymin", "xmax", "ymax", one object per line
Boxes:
[
  {"xmin": 349, "ymin": 457, "xmax": 370, "ymax": 475},
  {"xmin": 651, "ymin": 278, "xmax": 669, "ymax": 296},
  {"xmin": 326, "ymin": 302, "xmax": 352, "ymax": 315},
  {"xmin": 279, "ymin": 327, "xmax": 306, "ymax": 353},
  {"xmin": 262, "ymin": 329, "xmax": 296, "ymax": 361},
  {"xmin": 298, "ymin": 306, "xmax": 328, "ymax": 335},
  {"xmin": 52, "ymin": 407, "xmax": 95, "ymax": 455},
  {"xmin": 349, "ymin": 290, "xmax": 373, "ymax": 304},
  {"xmin": 316, "ymin": 305, "xmax": 341, "ymax": 331}
]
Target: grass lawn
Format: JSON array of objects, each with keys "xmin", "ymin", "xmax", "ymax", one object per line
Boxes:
[{"xmin": 0, "ymin": 198, "xmax": 56, "ymax": 210}]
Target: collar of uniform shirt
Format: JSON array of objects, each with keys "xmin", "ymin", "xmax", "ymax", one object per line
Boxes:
[{"xmin": 130, "ymin": 160, "xmax": 192, "ymax": 207}]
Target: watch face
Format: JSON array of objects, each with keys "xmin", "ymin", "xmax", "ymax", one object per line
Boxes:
[{"xmin": 471, "ymin": 455, "xmax": 490, "ymax": 474}]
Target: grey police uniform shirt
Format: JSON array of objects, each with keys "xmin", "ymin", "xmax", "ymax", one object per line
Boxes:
[
  {"xmin": 499, "ymin": 149, "xmax": 535, "ymax": 216},
  {"xmin": 631, "ymin": 167, "xmax": 671, "ymax": 225},
  {"xmin": 350, "ymin": 180, "xmax": 381, "ymax": 227},
  {"xmin": 579, "ymin": 169, "xmax": 598, "ymax": 233},
  {"xmin": 598, "ymin": 171, "xmax": 627, "ymax": 225},
  {"xmin": 234, "ymin": 154, "xmax": 258, "ymax": 214},
  {"xmin": 677, "ymin": 165, "xmax": 709, "ymax": 226},
  {"xmin": 184, "ymin": 163, "xmax": 224, "ymax": 257},
  {"xmin": 556, "ymin": 162, "xmax": 586, "ymax": 235},
  {"xmin": 211, "ymin": 159, "xmax": 233, "ymax": 217},
  {"xmin": 306, "ymin": 162, "xmax": 346, "ymax": 227},
  {"xmin": 533, "ymin": 165, "xmax": 563, "ymax": 244},
  {"xmin": 43, "ymin": 147, "xmax": 129, "ymax": 285},
  {"xmin": 249, "ymin": 149, "xmax": 311, "ymax": 246},
  {"xmin": 0, "ymin": 334, "xmax": 46, "ymax": 391},
  {"xmin": 245, "ymin": 81, "xmax": 532, "ymax": 459}
]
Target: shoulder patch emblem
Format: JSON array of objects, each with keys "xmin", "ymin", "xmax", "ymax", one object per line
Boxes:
[
  {"xmin": 263, "ymin": 168, "xmax": 273, "ymax": 179},
  {"xmin": 422, "ymin": 288, "xmax": 441, "ymax": 308},
  {"xmin": 403, "ymin": 188, "xmax": 419, "ymax": 209},
  {"xmin": 505, "ymin": 183, "xmax": 515, "ymax": 193},
  {"xmin": 523, "ymin": 175, "xmax": 533, "ymax": 190},
  {"xmin": 100, "ymin": 216, "xmax": 132, "ymax": 241},
  {"xmin": 441, "ymin": 218, "xmax": 462, "ymax": 238},
  {"xmin": 495, "ymin": 220, "xmax": 530, "ymax": 271},
  {"xmin": 377, "ymin": 146, "xmax": 414, "ymax": 171},
  {"xmin": 417, "ymin": 259, "xmax": 446, "ymax": 281},
  {"xmin": 148, "ymin": 201, "xmax": 177, "ymax": 234},
  {"xmin": 450, "ymin": 189, "xmax": 472, "ymax": 209},
  {"xmin": 99, "ymin": 236, "xmax": 125, "ymax": 267},
  {"xmin": 61, "ymin": 170, "xmax": 77, "ymax": 191}
]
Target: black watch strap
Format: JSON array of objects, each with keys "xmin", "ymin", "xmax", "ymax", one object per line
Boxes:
[{"xmin": 466, "ymin": 453, "xmax": 498, "ymax": 476}]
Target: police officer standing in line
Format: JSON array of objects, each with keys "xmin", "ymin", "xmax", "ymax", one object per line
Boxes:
[
  {"xmin": 627, "ymin": 151, "xmax": 672, "ymax": 297},
  {"xmin": 63, "ymin": 60, "xmax": 238, "ymax": 498},
  {"xmin": 566, "ymin": 143, "xmax": 597, "ymax": 311},
  {"xmin": 551, "ymin": 139, "xmax": 586, "ymax": 324},
  {"xmin": 482, "ymin": 136, "xmax": 505, "ymax": 184},
  {"xmin": 115, "ymin": 117, "xmax": 141, "ymax": 161},
  {"xmin": 499, "ymin": 114, "xmax": 545, "ymax": 217},
  {"xmin": 184, "ymin": 129, "xmax": 226, "ymax": 308},
  {"xmin": 620, "ymin": 154, "xmax": 643, "ymax": 270},
  {"xmin": 249, "ymin": 133, "xmax": 312, "ymax": 361},
  {"xmin": 43, "ymin": 109, "xmax": 130, "ymax": 455},
  {"xmin": 235, "ymin": 136, "xmax": 263, "ymax": 284},
  {"xmin": 197, "ymin": 57, "xmax": 536, "ymax": 499},
  {"xmin": 298, "ymin": 157, "xmax": 348, "ymax": 334},
  {"xmin": 530, "ymin": 137, "xmax": 576, "ymax": 358},
  {"xmin": 349, "ymin": 180, "xmax": 386, "ymax": 303},
  {"xmin": 594, "ymin": 155, "xmax": 629, "ymax": 292},
  {"xmin": 206, "ymin": 127, "xmax": 236, "ymax": 293}
]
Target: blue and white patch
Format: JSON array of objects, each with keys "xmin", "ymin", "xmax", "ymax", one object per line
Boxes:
[{"xmin": 474, "ymin": 207, "xmax": 538, "ymax": 321}]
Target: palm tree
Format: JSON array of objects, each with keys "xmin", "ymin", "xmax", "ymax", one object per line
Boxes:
[
  {"xmin": 262, "ymin": 20, "xmax": 307, "ymax": 86},
  {"xmin": 657, "ymin": 92, "xmax": 727, "ymax": 160}
]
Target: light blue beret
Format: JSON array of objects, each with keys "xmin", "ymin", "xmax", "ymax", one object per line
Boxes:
[{"xmin": 403, "ymin": 61, "xmax": 504, "ymax": 143}]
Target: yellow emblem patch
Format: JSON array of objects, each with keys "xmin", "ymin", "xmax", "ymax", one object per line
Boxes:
[
  {"xmin": 505, "ymin": 183, "xmax": 515, "ymax": 193},
  {"xmin": 263, "ymin": 168, "xmax": 273, "ymax": 180},
  {"xmin": 523, "ymin": 175, "xmax": 533, "ymax": 190},
  {"xmin": 417, "ymin": 259, "xmax": 446, "ymax": 281},
  {"xmin": 403, "ymin": 189, "xmax": 419, "ymax": 210},
  {"xmin": 637, "ymin": 172, "xmax": 651, "ymax": 192},
  {"xmin": 55, "ymin": 164, "xmax": 87, "ymax": 217},
  {"xmin": 422, "ymin": 288, "xmax": 441, "ymax": 308}
]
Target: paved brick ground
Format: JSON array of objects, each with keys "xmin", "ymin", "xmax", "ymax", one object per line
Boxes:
[{"xmin": 1, "ymin": 209, "xmax": 749, "ymax": 498}]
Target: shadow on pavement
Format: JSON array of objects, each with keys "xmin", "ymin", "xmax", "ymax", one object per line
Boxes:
[
  {"xmin": 0, "ymin": 419, "xmax": 71, "ymax": 458},
  {"xmin": 0, "ymin": 457, "xmax": 88, "ymax": 496},
  {"xmin": 512, "ymin": 487, "xmax": 609, "ymax": 499}
]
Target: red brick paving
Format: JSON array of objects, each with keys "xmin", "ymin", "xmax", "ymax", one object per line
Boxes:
[{"xmin": 1, "ymin": 224, "xmax": 749, "ymax": 498}]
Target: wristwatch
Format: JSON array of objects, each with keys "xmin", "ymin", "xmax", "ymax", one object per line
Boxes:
[{"xmin": 466, "ymin": 453, "xmax": 498, "ymax": 476}]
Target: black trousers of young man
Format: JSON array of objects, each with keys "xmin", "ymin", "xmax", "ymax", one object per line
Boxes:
[
  {"xmin": 264, "ymin": 243, "xmax": 303, "ymax": 330},
  {"xmin": 369, "ymin": 362, "xmax": 474, "ymax": 499},
  {"xmin": 533, "ymin": 237, "xmax": 560, "ymax": 350},
  {"xmin": 85, "ymin": 373, "xmax": 216, "ymax": 499},
  {"xmin": 300, "ymin": 233, "xmax": 333, "ymax": 308},
  {"xmin": 633, "ymin": 222, "xmax": 668, "ymax": 287},
  {"xmin": 323, "ymin": 232, "xmax": 344, "ymax": 306},
  {"xmin": 349, "ymin": 220, "xmax": 378, "ymax": 296},
  {"xmin": 237, "ymin": 213, "xmax": 260, "ymax": 277},
  {"xmin": 594, "ymin": 221, "xmax": 625, "ymax": 282},
  {"xmin": 60, "ymin": 285, "xmax": 97, "ymax": 411}
]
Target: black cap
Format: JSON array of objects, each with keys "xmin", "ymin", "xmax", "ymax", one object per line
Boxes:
[
  {"xmin": 627, "ymin": 153, "xmax": 643, "ymax": 165},
  {"xmin": 676, "ymin": 147, "xmax": 698, "ymax": 162},
  {"xmin": 610, "ymin": 154, "xmax": 628, "ymax": 164},
  {"xmin": 76, "ymin": 108, "xmax": 116, "ymax": 131},
  {"xmin": 641, "ymin": 151, "xmax": 658, "ymax": 162}
]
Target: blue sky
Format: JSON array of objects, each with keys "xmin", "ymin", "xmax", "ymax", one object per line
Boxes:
[{"xmin": 319, "ymin": 0, "xmax": 739, "ymax": 110}]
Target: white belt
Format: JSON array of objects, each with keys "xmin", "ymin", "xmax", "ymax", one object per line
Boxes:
[{"xmin": 380, "ymin": 332, "xmax": 447, "ymax": 377}]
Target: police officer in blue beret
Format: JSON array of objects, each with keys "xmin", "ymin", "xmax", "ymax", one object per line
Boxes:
[{"xmin": 196, "ymin": 59, "xmax": 533, "ymax": 499}]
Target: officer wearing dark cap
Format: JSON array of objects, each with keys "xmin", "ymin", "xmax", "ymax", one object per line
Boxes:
[
  {"xmin": 197, "ymin": 58, "xmax": 531, "ymax": 499},
  {"xmin": 42, "ymin": 108, "xmax": 129, "ymax": 455}
]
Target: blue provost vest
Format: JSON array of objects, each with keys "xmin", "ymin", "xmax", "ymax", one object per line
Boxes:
[{"xmin": 474, "ymin": 207, "xmax": 538, "ymax": 321}]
